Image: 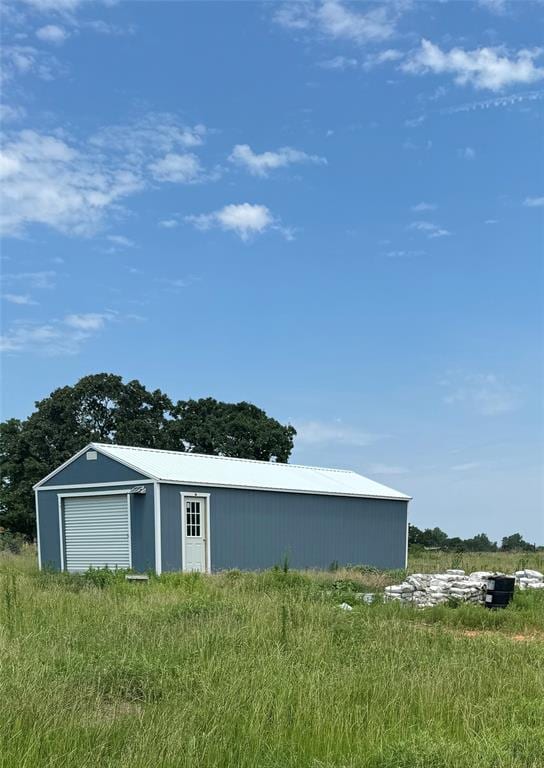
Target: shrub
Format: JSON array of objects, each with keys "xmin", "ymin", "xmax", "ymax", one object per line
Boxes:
[{"xmin": 0, "ymin": 531, "xmax": 27, "ymax": 554}]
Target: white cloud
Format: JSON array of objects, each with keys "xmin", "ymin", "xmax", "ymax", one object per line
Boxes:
[
  {"xmin": 64, "ymin": 312, "xmax": 112, "ymax": 331},
  {"xmin": 451, "ymin": 461, "xmax": 484, "ymax": 472},
  {"xmin": 3, "ymin": 270, "xmax": 56, "ymax": 289},
  {"xmin": 408, "ymin": 220, "xmax": 451, "ymax": 238},
  {"xmin": 458, "ymin": 146, "xmax": 476, "ymax": 159},
  {"xmin": 274, "ymin": 1, "xmax": 399, "ymax": 44},
  {"xmin": 385, "ymin": 249, "xmax": 426, "ymax": 258},
  {"xmin": 91, "ymin": 115, "xmax": 207, "ymax": 158},
  {"xmin": 154, "ymin": 276, "xmax": 194, "ymax": 290},
  {"xmin": 36, "ymin": 24, "xmax": 68, "ymax": 44},
  {"xmin": 21, "ymin": 0, "xmax": 83, "ymax": 10},
  {"xmin": 186, "ymin": 203, "xmax": 278, "ymax": 241},
  {"xmin": 410, "ymin": 103, "xmax": 438, "ymax": 125},
  {"xmin": 442, "ymin": 88, "xmax": 544, "ymax": 114},
  {"xmin": 2, "ymin": 293, "xmax": 37, "ymax": 305},
  {"xmin": 0, "ymin": 323, "xmax": 61, "ymax": 353},
  {"xmin": 1, "ymin": 115, "xmax": 212, "ymax": 237},
  {"xmin": 319, "ymin": 48, "xmax": 403, "ymax": 72},
  {"xmin": 316, "ymin": 1, "xmax": 396, "ymax": 43},
  {"xmin": 403, "ymin": 138, "xmax": 433, "ymax": 152},
  {"xmin": 294, "ymin": 420, "xmax": 384, "ymax": 447},
  {"xmin": 443, "ymin": 373, "xmax": 521, "ymax": 415},
  {"xmin": 366, "ymin": 462, "xmax": 409, "ymax": 476},
  {"xmin": 272, "ymin": 4, "xmax": 312, "ymax": 30},
  {"xmin": 148, "ymin": 152, "xmax": 203, "ymax": 183},
  {"xmin": 82, "ymin": 20, "xmax": 135, "ymax": 37},
  {"xmin": 411, "ymin": 202, "xmax": 436, "ymax": 212},
  {"xmin": 0, "ymin": 310, "xmax": 138, "ymax": 355},
  {"xmin": 229, "ymin": 144, "xmax": 326, "ymax": 177},
  {"xmin": 405, "ymin": 114, "xmax": 426, "ymax": 128},
  {"xmin": 106, "ymin": 234, "xmax": 134, "ymax": 248},
  {"xmin": 403, "ymin": 39, "xmax": 544, "ymax": 91},
  {"xmin": 0, "ymin": 129, "xmax": 142, "ymax": 236},
  {"xmin": 523, "ymin": 196, "xmax": 544, "ymax": 207},
  {"xmin": 363, "ymin": 48, "xmax": 403, "ymax": 70},
  {"xmin": 478, "ymin": 0, "xmax": 508, "ymax": 14},
  {"xmin": 158, "ymin": 219, "xmax": 179, "ymax": 229},
  {"xmin": 485, "ymin": 219, "xmax": 499, "ymax": 224},
  {"xmin": 0, "ymin": 104, "xmax": 27, "ymax": 123},
  {"xmin": 1, "ymin": 45, "xmax": 62, "ymax": 83},
  {"xmin": 318, "ymin": 56, "xmax": 358, "ymax": 71}
]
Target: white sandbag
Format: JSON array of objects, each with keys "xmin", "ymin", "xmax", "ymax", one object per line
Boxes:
[
  {"xmin": 469, "ymin": 571, "xmax": 493, "ymax": 581},
  {"xmin": 523, "ymin": 569, "xmax": 543, "ymax": 580}
]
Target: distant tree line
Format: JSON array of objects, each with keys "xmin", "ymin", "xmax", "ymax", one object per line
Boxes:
[
  {"xmin": 0, "ymin": 373, "xmax": 296, "ymax": 538},
  {"xmin": 409, "ymin": 525, "xmax": 539, "ymax": 552}
]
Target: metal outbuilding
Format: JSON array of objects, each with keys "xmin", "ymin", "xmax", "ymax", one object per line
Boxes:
[{"xmin": 34, "ymin": 443, "xmax": 411, "ymax": 573}]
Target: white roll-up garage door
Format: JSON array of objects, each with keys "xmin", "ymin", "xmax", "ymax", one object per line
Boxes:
[{"xmin": 63, "ymin": 494, "xmax": 131, "ymax": 572}]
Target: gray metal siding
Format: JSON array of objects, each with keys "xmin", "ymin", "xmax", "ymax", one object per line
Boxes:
[
  {"xmin": 129, "ymin": 489, "xmax": 156, "ymax": 572},
  {"xmin": 40, "ymin": 450, "xmax": 148, "ymax": 487},
  {"xmin": 160, "ymin": 483, "xmax": 407, "ymax": 572},
  {"xmin": 37, "ymin": 483, "xmax": 155, "ymax": 572},
  {"xmin": 160, "ymin": 484, "xmax": 182, "ymax": 572}
]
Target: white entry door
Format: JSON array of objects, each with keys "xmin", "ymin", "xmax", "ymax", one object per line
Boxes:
[{"xmin": 184, "ymin": 497, "xmax": 207, "ymax": 572}]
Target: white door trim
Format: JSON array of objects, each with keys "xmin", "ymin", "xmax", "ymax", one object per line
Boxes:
[
  {"xmin": 58, "ymin": 489, "xmax": 137, "ymax": 499},
  {"xmin": 58, "ymin": 490, "xmax": 132, "ymax": 572},
  {"xmin": 180, "ymin": 492, "xmax": 211, "ymax": 573},
  {"xmin": 154, "ymin": 482, "xmax": 162, "ymax": 575},
  {"xmin": 35, "ymin": 489, "xmax": 42, "ymax": 570},
  {"xmin": 405, "ymin": 512, "xmax": 409, "ymax": 569},
  {"xmin": 57, "ymin": 494, "xmax": 64, "ymax": 572},
  {"xmin": 38, "ymin": 480, "xmax": 154, "ymax": 491}
]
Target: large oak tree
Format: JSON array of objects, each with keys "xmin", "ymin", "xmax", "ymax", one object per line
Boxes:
[{"xmin": 0, "ymin": 374, "xmax": 296, "ymax": 537}]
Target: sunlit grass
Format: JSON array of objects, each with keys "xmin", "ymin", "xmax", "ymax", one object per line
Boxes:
[{"xmin": 1, "ymin": 548, "xmax": 543, "ymax": 768}]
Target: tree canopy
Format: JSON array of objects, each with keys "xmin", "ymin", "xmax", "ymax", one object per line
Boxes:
[
  {"xmin": 501, "ymin": 532, "xmax": 534, "ymax": 552},
  {"xmin": 408, "ymin": 524, "xmax": 536, "ymax": 553},
  {"xmin": 0, "ymin": 374, "xmax": 296, "ymax": 537},
  {"xmin": 165, "ymin": 398, "xmax": 295, "ymax": 461}
]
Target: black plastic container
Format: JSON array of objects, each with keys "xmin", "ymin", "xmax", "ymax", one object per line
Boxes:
[
  {"xmin": 485, "ymin": 591, "xmax": 514, "ymax": 609},
  {"xmin": 485, "ymin": 575, "xmax": 515, "ymax": 609},
  {"xmin": 487, "ymin": 576, "xmax": 515, "ymax": 592}
]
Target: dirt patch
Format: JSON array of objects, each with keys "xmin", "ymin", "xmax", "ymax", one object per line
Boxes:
[
  {"xmin": 81, "ymin": 700, "xmax": 144, "ymax": 727},
  {"xmin": 413, "ymin": 624, "xmax": 544, "ymax": 643},
  {"xmin": 459, "ymin": 629, "xmax": 544, "ymax": 642}
]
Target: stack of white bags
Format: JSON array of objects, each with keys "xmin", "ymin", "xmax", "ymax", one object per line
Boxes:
[
  {"xmin": 515, "ymin": 569, "xmax": 544, "ymax": 590},
  {"xmin": 384, "ymin": 567, "xmax": 544, "ymax": 608}
]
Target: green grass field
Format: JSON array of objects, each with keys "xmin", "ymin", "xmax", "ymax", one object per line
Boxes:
[{"xmin": 1, "ymin": 548, "xmax": 543, "ymax": 768}]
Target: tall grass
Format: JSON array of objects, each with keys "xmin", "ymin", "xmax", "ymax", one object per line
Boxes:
[
  {"xmin": 0, "ymin": 550, "xmax": 543, "ymax": 768},
  {"xmin": 408, "ymin": 548, "xmax": 544, "ymax": 577}
]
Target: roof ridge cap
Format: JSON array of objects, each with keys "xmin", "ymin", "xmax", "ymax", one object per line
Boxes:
[{"xmin": 95, "ymin": 443, "xmax": 357, "ymax": 475}]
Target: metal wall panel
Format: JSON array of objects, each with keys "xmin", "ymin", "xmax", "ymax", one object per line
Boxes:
[
  {"xmin": 37, "ymin": 483, "xmax": 155, "ymax": 572},
  {"xmin": 63, "ymin": 495, "xmax": 130, "ymax": 572},
  {"xmin": 160, "ymin": 483, "xmax": 408, "ymax": 572}
]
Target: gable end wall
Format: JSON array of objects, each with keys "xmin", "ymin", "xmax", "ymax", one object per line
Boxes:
[{"xmin": 40, "ymin": 450, "xmax": 149, "ymax": 487}]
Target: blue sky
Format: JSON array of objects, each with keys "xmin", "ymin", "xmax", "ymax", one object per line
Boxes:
[{"xmin": 1, "ymin": 0, "xmax": 543, "ymax": 542}]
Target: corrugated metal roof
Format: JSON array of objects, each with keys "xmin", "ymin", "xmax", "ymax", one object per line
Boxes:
[{"xmin": 92, "ymin": 443, "xmax": 411, "ymax": 500}]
